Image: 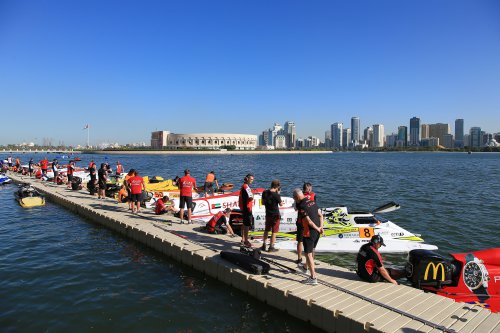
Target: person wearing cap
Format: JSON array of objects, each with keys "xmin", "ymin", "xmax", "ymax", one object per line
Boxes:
[
  {"xmin": 205, "ymin": 208, "xmax": 235, "ymax": 236},
  {"xmin": 178, "ymin": 169, "xmax": 196, "ymax": 224},
  {"xmin": 356, "ymin": 235, "xmax": 404, "ymax": 285},
  {"xmin": 238, "ymin": 173, "xmax": 255, "ymax": 247}
]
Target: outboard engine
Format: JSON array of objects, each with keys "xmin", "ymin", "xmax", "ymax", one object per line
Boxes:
[{"xmin": 406, "ymin": 249, "xmax": 455, "ymax": 289}]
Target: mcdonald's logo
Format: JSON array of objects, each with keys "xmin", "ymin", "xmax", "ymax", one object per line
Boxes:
[{"xmin": 423, "ymin": 262, "xmax": 446, "ymax": 281}]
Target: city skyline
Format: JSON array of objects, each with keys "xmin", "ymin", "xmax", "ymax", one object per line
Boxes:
[{"xmin": 1, "ymin": 1, "xmax": 499, "ymax": 146}]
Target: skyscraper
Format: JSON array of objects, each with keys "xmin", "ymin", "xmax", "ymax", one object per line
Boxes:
[
  {"xmin": 342, "ymin": 128, "xmax": 351, "ymax": 149},
  {"xmin": 363, "ymin": 126, "xmax": 373, "ymax": 147},
  {"xmin": 330, "ymin": 123, "xmax": 343, "ymax": 149},
  {"xmin": 429, "ymin": 123, "xmax": 450, "ymax": 146},
  {"xmin": 409, "ymin": 117, "xmax": 420, "ymax": 146},
  {"xmin": 470, "ymin": 127, "xmax": 482, "ymax": 148},
  {"xmin": 421, "ymin": 124, "xmax": 429, "ymax": 139},
  {"xmin": 373, "ymin": 124, "xmax": 384, "ymax": 148},
  {"xmin": 284, "ymin": 121, "xmax": 296, "ymax": 148},
  {"xmin": 455, "ymin": 119, "xmax": 464, "ymax": 148},
  {"xmin": 351, "ymin": 116, "xmax": 361, "ymax": 147},
  {"xmin": 398, "ymin": 126, "xmax": 408, "ymax": 147}
]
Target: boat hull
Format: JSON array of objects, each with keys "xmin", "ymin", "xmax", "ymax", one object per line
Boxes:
[{"xmin": 17, "ymin": 196, "xmax": 45, "ymax": 208}]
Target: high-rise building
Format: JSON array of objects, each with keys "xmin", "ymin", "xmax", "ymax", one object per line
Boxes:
[
  {"xmin": 373, "ymin": 124, "xmax": 384, "ymax": 147},
  {"xmin": 443, "ymin": 134, "xmax": 454, "ymax": 148},
  {"xmin": 324, "ymin": 130, "xmax": 332, "ymax": 148},
  {"xmin": 421, "ymin": 124, "xmax": 429, "ymax": 139},
  {"xmin": 363, "ymin": 126, "xmax": 373, "ymax": 147},
  {"xmin": 429, "ymin": 123, "xmax": 450, "ymax": 146},
  {"xmin": 386, "ymin": 133, "xmax": 398, "ymax": 147},
  {"xmin": 274, "ymin": 135, "xmax": 286, "ymax": 149},
  {"xmin": 470, "ymin": 127, "xmax": 482, "ymax": 148},
  {"xmin": 455, "ymin": 119, "xmax": 464, "ymax": 148},
  {"xmin": 351, "ymin": 116, "xmax": 361, "ymax": 147},
  {"xmin": 342, "ymin": 128, "xmax": 351, "ymax": 148},
  {"xmin": 409, "ymin": 117, "xmax": 420, "ymax": 146},
  {"xmin": 331, "ymin": 123, "xmax": 343, "ymax": 149},
  {"xmin": 398, "ymin": 126, "xmax": 408, "ymax": 147},
  {"xmin": 284, "ymin": 121, "xmax": 296, "ymax": 148}
]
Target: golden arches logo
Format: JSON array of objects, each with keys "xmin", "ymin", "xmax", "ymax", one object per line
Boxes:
[{"xmin": 423, "ymin": 262, "xmax": 446, "ymax": 281}]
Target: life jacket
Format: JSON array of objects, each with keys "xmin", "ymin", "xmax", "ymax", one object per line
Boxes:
[
  {"xmin": 35, "ymin": 169, "xmax": 42, "ymax": 179},
  {"xmin": 116, "ymin": 164, "xmax": 123, "ymax": 174},
  {"xmin": 40, "ymin": 160, "xmax": 48, "ymax": 169},
  {"xmin": 206, "ymin": 211, "xmax": 224, "ymax": 234},
  {"xmin": 304, "ymin": 191, "xmax": 316, "ymax": 202},
  {"xmin": 205, "ymin": 173, "xmax": 215, "ymax": 182},
  {"xmin": 67, "ymin": 165, "xmax": 74, "ymax": 175}
]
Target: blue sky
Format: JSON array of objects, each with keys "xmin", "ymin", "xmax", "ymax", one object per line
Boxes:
[{"xmin": 1, "ymin": 0, "xmax": 499, "ymax": 146}]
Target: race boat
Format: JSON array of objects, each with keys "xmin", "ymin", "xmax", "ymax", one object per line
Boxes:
[
  {"xmin": 0, "ymin": 173, "xmax": 12, "ymax": 185},
  {"xmin": 169, "ymin": 191, "xmax": 436, "ymax": 253},
  {"xmin": 257, "ymin": 202, "xmax": 438, "ymax": 253},
  {"xmin": 15, "ymin": 184, "xmax": 45, "ymax": 208},
  {"xmin": 406, "ymin": 248, "xmax": 500, "ymax": 313},
  {"xmin": 143, "ymin": 177, "xmax": 235, "ymax": 208}
]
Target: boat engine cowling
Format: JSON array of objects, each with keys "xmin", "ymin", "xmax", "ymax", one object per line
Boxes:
[{"xmin": 406, "ymin": 249, "xmax": 456, "ymax": 289}]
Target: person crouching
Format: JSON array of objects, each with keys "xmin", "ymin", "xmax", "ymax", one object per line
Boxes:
[
  {"xmin": 205, "ymin": 208, "xmax": 235, "ymax": 236},
  {"xmin": 155, "ymin": 195, "xmax": 178, "ymax": 215}
]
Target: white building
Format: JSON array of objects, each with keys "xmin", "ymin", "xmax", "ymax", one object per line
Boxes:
[
  {"xmin": 151, "ymin": 131, "xmax": 257, "ymax": 150},
  {"xmin": 373, "ymin": 124, "xmax": 385, "ymax": 148}
]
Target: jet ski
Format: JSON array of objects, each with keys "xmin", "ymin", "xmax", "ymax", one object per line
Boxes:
[
  {"xmin": 406, "ymin": 248, "xmax": 500, "ymax": 313},
  {"xmin": 0, "ymin": 173, "xmax": 12, "ymax": 185},
  {"xmin": 15, "ymin": 184, "xmax": 45, "ymax": 208}
]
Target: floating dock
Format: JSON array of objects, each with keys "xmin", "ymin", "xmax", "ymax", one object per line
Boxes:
[{"xmin": 7, "ymin": 173, "xmax": 500, "ymax": 333}]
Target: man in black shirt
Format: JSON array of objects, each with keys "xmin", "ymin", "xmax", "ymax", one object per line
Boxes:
[
  {"xmin": 294, "ymin": 189, "xmax": 323, "ymax": 286},
  {"xmin": 261, "ymin": 179, "xmax": 284, "ymax": 252},
  {"xmin": 356, "ymin": 235, "xmax": 404, "ymax": 284},
  {"xmin": 97, "ymin": 163, "xmax": 108, "ymax": 199}
]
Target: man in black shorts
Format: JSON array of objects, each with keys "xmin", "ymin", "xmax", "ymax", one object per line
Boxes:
[
  {"xmin": 238, "ymin": 174, "xmax": 254, "ymax": 247},
  {"xmin": 97, "ymin": 163, "xmax": 108, "ymax": 199},
  {"xmin": 294, "ymin": 189, "xmax": 323, "ymax": 286},
  {"xmin": 356, "ymin": 235, "xmax": 404, "ymax": 284}
]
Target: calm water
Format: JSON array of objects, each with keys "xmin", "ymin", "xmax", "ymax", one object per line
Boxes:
[{"xmin": 1, "ymin": 152, "xmax": 499, "ymax": 332}]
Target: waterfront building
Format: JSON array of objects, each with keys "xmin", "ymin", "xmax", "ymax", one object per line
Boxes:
[
  {"xmin": 351, "ymin": 116, "xmax": 361, "ymax": 146},
  {"xmin": 398, "ymin": 126, "xmax": 408, "ymax": 147},
  {"xmin": 342, "ymin": 128, "xmax": 351, "ymax": 149},
  {"xmin": 284, "ymin": 121, "xmax": 296, "ymax": 148},
  {"xmin": 151, "ymin": 131, "xmax": 257, "ymax": 150},
  {"xmin": 363, "ymin": 126, "xmax": 373, "ymax": 147},
  {"xmin": 324, "ymin": 130, "xmax": 332, "ymax": 148},
  {"xmin": 295, "ymin": 138, "xmax": 304, "ymax": 148},
  {"xmin": 386, "ymin": 133, "xmax": 398, "ymax": 147},
  {"xmin": 429, "ymin": 123, "xmax": 450, "ymax": 146},
  {"xmin": 455, "ymin": 119, "xmax": 464, "ymax": 148},
  {"xmin": 331, "ymin": 123, "xmax": 343, "ymax": 149},
  {"xmin": 274, "ymin": 135, "xmax": 287, "ymax": 149},
  {"xmin": 373, "ymin": 124, "xmax": 384, "ymax": 148},
  {"xmin": 151, "ymin": 131, "xmax": 170, "ymax": 149},
  {"xmin": 421, "ymin": 137, "xmax": 439, "ymax": 147},
  {"xmin": 443, "ymin": 134, "xmax": 454, "ymax": 149},
  {"xmin": 409, "ymin": 117, "xmax": 420, "ymax": 146},
  {"xmin": 463, "ymin": 134, "xmax": 470, "ymax": 147},
  {"xmin": 421, "ymin": 124, "xmax": 429, "ymax": 140},
  {"xmin": 469, "ymin": 127, "xmax": 482, "ymax": 148}
]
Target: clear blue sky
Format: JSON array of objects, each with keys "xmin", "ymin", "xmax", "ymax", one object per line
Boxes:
[{"xmin": 1, "ymin": 0, "xmax": 499, "ymax": 146}]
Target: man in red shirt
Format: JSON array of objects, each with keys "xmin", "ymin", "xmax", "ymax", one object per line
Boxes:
[
  {"xmin": 127, "ymin": 170, "xmax": 145, "ymax": 214},
  {"xmin": 155, "ymin": 195, "xmax": 178, "ymax": 215},
  {"xmin": 39, "ymin": 157, "xmax": 49, "ymax": 178},
  {"xmin": 178, "ymin": 169, "xmax": 196, "ymax": 224}
]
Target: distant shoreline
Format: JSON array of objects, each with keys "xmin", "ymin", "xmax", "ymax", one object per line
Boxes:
[{"xmin": 87, "ymin": 150, "xmax": 333, "ymax": 155}]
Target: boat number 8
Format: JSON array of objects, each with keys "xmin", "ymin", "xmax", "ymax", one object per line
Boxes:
[{"xmin": 359, "ymin": 227, "xmax": 374, "ymax": 238}]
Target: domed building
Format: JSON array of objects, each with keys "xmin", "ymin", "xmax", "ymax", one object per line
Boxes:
[{"xmin": 151, "ymin": 131, "xmax": 257, "ymax": 150}]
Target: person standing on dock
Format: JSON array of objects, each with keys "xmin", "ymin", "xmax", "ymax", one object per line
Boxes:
[
  {"xmin": 203, "ymin": 171, "xmax": 219, "ymax": 197},
  {"xmin": 123, "ymin": 169, "xmax": 135, "ymax": 211},
  {"xmin": 66, "ymin": 161, "xmax": 75, "ymax": 189},
  {"xmin": 178, "ymin": 169, "xmax": 196, "ymax": 224},
  {"xmin": 261, "ymin": 179, "xmax": 284, "ymax": 252},
  {"xmin": 52, "ymin": 159, "xmax": 59, "ymax": 184},
  {"xmin": 39, "ymin": 157, "xmax": 49, "ymax": 178},
  {"xmin": 294, "ymin": 188, "xmax": 323, "ymax": 286},
  {"xmin": 356, "ymin": 235, "xmax": 404, "ymax": 285},
  {"xmin": 296, "ymin": 182, "xmax": 318, "ymax": 264},
  {"xmin": 239, "ymin": 173, "xmax": 255, "ymax": 247},
  {"xmin": 97, "ymin": 163, "xmax": 108, "ymax": 199},
  {"xmin": 28, "ymin": 158, "xmax": 35, "ymax": 177},
  {"xmin": 128, "ymin": 170, "xmax": 146, "ymax": 214}
]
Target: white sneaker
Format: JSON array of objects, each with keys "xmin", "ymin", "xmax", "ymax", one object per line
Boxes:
[{"xmin": 303, "ymin": 277, "xmax": 318, "ymax": 286}]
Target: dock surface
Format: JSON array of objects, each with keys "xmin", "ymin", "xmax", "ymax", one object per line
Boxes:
[{"xmin": 7, "ymin": 173, "xmax": 500, "ymax": 333}]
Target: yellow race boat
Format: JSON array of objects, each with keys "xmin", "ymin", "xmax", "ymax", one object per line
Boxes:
[{"xmin": 15, "ymin": 185, "xmax": 45, "ymax": 208}]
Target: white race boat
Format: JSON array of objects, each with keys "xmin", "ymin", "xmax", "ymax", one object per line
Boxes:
[
  {"xmin": 169, "ymin": 191, "xmax": 437, "ymax": 253},
  {"xmin": 0, "ymin": 173, "xmax": 12, "ymax": 185}
]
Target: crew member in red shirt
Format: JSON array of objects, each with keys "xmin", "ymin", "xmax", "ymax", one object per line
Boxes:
[
  {"xmin": 39, "ymin": 157, "xmax": 49, "ymax": 178},
  {"xmin": 66, "ymin": 161, "xmax": 75, "ymax": 188},
  {"xmin": 238, "ymin": 173, "xmax": 255, "ymax": 247},
  {"xmin": 297, "ymin": 182, "xmax": 317, "ymax": 264},
  {"xmin": 155, "ymin": 195, "xmax": 177, "ymax": 215},
  {"xmin": 127, "ymin": 170, "xmax": 145, "ymax": 214},
  {"xmin": 178, "ymin": 169, "xmax": 196, "ymax": 224}
]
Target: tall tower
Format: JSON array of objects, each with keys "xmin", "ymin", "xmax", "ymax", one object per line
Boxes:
[
  {"xmin": 373, "ymin": 124, "xmax": 385, "ymax": 147},
  {"xmin": 351, "ymin": 116, "xmax": 361, "ymax": 147},
  {"xmin": 455, "ymin": 119, "xmax": 464, "ymax": 148},
  {"xmin": 409, "ymin": 117, "xmax": 420, "ymax": 146},
  {"xmin": 284, "ymin": 121, "xmax": 296, "ymax": 148},
  {"xmin": 469, "ymin": 127, "xmax": 482, "ymax": 148},
  {"xmin": 330, "ymin": 123, "xmax": 343, "ymax": 149},
  {"xmin": 342, "ymin": 128, "xmax": 351, "ymax": 149},
  {"xmin": 398, "ymin": 126, "xmax": 408, "ymax": 147}
]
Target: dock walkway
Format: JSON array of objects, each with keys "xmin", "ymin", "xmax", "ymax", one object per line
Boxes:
[{"xmin": 8, "ymin": 173, "xmax": 499, "ymax": 333}]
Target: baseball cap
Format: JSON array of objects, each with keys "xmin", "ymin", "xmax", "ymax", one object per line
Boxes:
[{"xmin": 371, "ymin": 235, "xmax": 386, "ymax": 246}]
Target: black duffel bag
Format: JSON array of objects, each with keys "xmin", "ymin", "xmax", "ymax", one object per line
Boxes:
[{"xmin": 220, "ymin": 251, "xmax": 270, "ymax": 275}]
